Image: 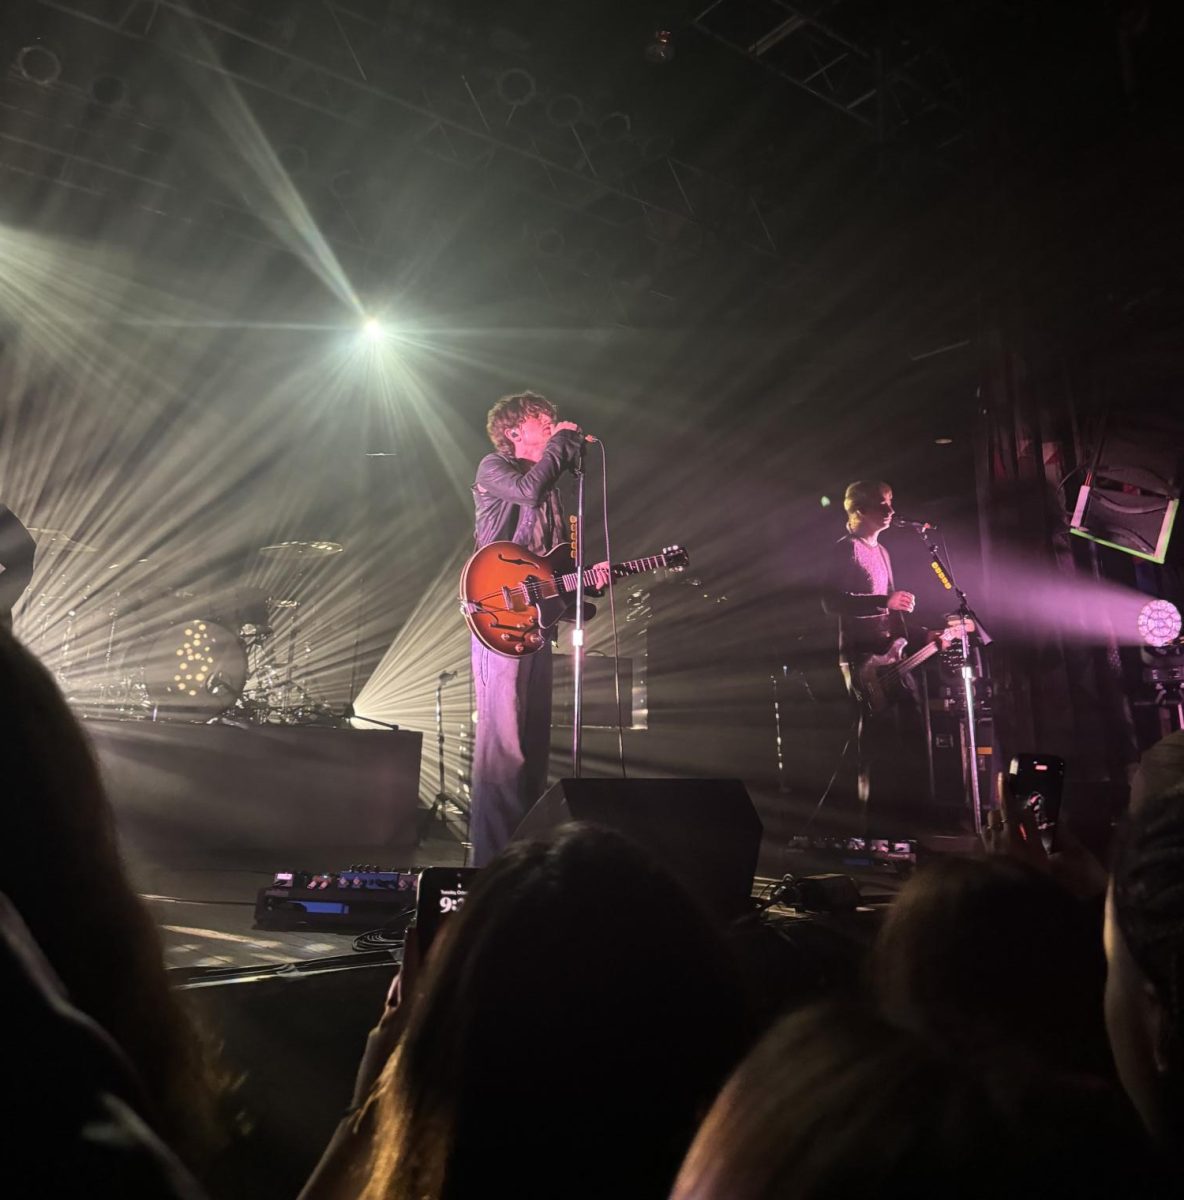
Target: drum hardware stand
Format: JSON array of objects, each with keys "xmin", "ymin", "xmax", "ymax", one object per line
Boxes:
[
  {"xmin": 56, "ymin": 605, "xmax": 79, "ymax": 691},
  {"xmin": 911, "ymin": 528, "xmax": 993, "ymax": 835},
  {"xmin": 771, "ymin": 649, "xmax": 819, "ymax": 795},
  {"xmin": 417, "ymin": 670, "xmax": 470, "ymax": 851},
  {"xmin": 283, "ymin": 596, "xmax": 301, "ymax": 709},
  {"xmin": 338, "ymin": 702, "xmax": 399, "ymax": 730},
  {"xmin": 771, "ymin": 666, "xmax": 790, "ymax": 793}
]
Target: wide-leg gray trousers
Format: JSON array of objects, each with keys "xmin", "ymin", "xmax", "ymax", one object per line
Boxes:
[{"xmin": 469, "ymin": 636, "xmax": 554, "ymax": 866}]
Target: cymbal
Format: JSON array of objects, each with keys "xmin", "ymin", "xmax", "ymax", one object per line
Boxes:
[
  {"xmin": 258, "ymin": 540, "xmax": 344, "ymax": 558},
  {"xmin": 28, "ymin": 527, "xmax": 101, "ymax": 553}
]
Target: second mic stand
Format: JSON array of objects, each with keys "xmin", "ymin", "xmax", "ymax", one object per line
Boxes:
[
  {"xmin": 418, "ymin": 671, "xmax": 469, "ymax": 849},
  {"xmin": 915, "ymin": 529, "xmax": 993, "ymax": 835}
]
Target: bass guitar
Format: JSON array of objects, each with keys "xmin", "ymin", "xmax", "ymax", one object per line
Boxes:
[
  {"xmin": 853, "ymin": 618, "xmax": 975, "ymax": 715},
  {"xmin": 460, "ymin": 540, "xmax": 688, "ymax": 657}
]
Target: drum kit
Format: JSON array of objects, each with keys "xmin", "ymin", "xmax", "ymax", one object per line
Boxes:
[{"xmin": 26, "ymin": 531, "xmax": 346, "ymax": 725}]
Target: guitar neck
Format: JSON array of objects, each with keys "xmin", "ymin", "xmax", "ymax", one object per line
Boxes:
[
  {"xmin": 561, "ymin": 555, "xmax": 670, "ymax": 591},
  {"xmin": 897, "ymin": 640, "xmax": 942, "ymax": 677}
]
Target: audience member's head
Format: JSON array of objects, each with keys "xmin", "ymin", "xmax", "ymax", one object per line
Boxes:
[
  {"xmin": 1130, "ymin": 731, "xmax": 1184, "ymax": 813},
  {"xmin": 872, "ymin": 854, "xmax": 1111, "ymax": 1078},
  {"xmin": 671, "ymin": 1002, "xmax": 1016, "ymax": 1200},
  {"xmin": 0, "ymin": 890, "xmax": 209, "ymax": 1197},
  {"xmin": 0, "ymin": 626, "xmax": 227, "ymax": 1164},
  {"xmin": 353, "ymin": 825, "xmax": 752, "ymax": 1200},
  {"xmin": 672, "ymin": 1000, "xmax": 1158, "ymax": 1200},
  {"xmin": 1107, "ymin": 781, "xmax": 1184, "ymax": 1142}
]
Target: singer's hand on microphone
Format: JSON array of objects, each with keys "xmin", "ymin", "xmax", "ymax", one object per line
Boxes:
[{"xmin": 887, "ymin": 590, "xmax": 916, "ymax": 614}]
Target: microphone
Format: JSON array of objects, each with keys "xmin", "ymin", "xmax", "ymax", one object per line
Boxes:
[
  {"xmin": 582, "ymin": 433, "xmax": 600, "ymax": 444},
  {"xmin": 438, "ymin": 670, "xmax": 458, "ymax": 683},
  {"xmin": 892, "ymin": 517, "xmax": 939, "ymax": 533}
]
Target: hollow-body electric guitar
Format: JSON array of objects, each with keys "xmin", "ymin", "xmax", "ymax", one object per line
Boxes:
[
  {"xmin": 460, "ymin": 540, "xmax": 688, "ymax": 657},
  {"xmin": 853, "ymin": 618, "xmax": 976, "ymax": 715}
]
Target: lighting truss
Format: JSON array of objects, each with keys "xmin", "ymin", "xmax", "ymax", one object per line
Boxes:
[
  {"xmin": 24, "ymin": 0, "xmax": 784, "ymax": 260},
  {"xmin": 692, "ymin": 0, "xmax": 968, "ymax": 154}
]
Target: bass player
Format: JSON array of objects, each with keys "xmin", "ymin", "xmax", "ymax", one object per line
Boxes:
[{"xmin": 822, "ymin": 480, "xmax": 930, "ymax": 832}]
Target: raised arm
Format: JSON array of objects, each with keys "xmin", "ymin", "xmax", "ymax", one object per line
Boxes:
[{"xmin": 474, "ymin": 429, "xmax": 582, "ymax": 506}]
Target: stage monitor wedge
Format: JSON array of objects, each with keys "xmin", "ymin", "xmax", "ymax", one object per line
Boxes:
[{"xmin": 511, "ymin": 777, "xmax": 762, "ymax": 922}]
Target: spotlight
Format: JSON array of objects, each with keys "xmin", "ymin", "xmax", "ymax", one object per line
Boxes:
[
  {"xmin": 17, "ymin": 44, "xmax": 62, "ymax": 86},
  {"xmin": 546, "ymin": 93, "xmax": 584, "ymax": 128},
  {"xmin": 644, "ymin": 30, "xmax": 674, "ymax": 65},
  {"xmin": 362, "ymin": 317, "xmax": 385, "ymax": 341},
  {"xmin": 90, "ymin": 75, "xmax": 127, "ymax": 106},
  {"xmin": 1138, "ymin": 599, "xmax": 1182, "ymax": 648},
  {"xmin": 496, "ymin": 68, "xmax": 536, "ymax": 107},
  {"xmin": 820, "ymin": 496, "xmax": 832, "ymax": 508}
]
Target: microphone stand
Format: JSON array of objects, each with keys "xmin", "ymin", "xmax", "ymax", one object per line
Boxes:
[
  {"xmin": 571, "ymin": 438, "xmax": 587, "ymax": 777},
  {"xmin": 913, "ymin": 529, "xmax": 993, "ymax": 835},
  {"xmin": 419, "ymin": 671, "xmax": 468, "ymax": 848}
]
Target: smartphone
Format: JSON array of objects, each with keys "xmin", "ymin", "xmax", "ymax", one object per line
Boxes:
[
  {"xmin": 1007, "ymin": 753, "xmax": 1066, "ymax": 853},
  {"xmin": 415, "ymin": 867, "xmax": 479, "ymax": 954}
]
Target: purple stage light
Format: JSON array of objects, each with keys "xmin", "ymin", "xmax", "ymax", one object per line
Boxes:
[{"xmin": 1138, "ymin": 599, "xmax": 1182, "ymax": 648}]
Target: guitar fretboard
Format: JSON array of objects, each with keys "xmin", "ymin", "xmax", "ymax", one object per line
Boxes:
[{"xmin": 558, "ymin": 555, "xmax": 670, "ymax": 591}]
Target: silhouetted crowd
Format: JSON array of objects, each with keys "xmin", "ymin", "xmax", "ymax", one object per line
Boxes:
[{"xmin": 4, "ymin": 622, "xmax": 1183, "ymax": 1198}]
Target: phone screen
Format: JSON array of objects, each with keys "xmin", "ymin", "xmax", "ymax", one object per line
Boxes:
[
  {"xmin": 1008, "ymin": 754, "xmax": 1066, "ymax": 853},
  {"xmin": 415, "ymin": 867, "xmax": 479, "ymax": 954}
]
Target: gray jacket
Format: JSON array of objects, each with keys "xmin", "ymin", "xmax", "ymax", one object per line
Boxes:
[{"xmin": 472, "ymin": 430, "xmax": 583, "ymax": 553}]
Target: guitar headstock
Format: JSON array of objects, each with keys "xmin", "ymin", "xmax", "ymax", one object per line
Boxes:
[
  {"xmin": 662, "ymin": 545, "xmax": 689, "ymax": 572},
  {"xmin": 939, "ymin": 617, "xmax": 976, "ymax": 645}
]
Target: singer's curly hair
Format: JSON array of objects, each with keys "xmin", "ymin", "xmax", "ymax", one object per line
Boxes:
[
  {"xmin": 485, "ymin": 391, "xmax": 558, "ymax": 455},
  {"xmin": 843, "ymin": 480, "xmax": 892, "ymax": 516}
]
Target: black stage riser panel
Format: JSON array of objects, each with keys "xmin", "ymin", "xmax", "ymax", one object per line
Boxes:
[
  {"xmin": 87, "ymin": 720, "xmax": 422, "ymax": 859},
  {"xmin": 512, "ymin": 777, "xmax": 762, "ymax": 922}
]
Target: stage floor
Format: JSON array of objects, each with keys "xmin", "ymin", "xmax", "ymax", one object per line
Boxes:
[
  {"xmin": 135, "ymin": 811, "xmax": 921, "ymax": 974},
  {"xmin": 135, "ymin": 826, "xmax": 468, "ymax": 973}
]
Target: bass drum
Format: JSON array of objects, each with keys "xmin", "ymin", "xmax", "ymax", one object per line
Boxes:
[{"xmin": 141, "ymin": 618, "xmax": 248, "ymax": 718}]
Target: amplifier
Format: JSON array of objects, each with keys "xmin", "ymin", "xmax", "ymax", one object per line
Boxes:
[{"xmin": 254, "ymin": 867, "xmax": 418, "ymax": 930}]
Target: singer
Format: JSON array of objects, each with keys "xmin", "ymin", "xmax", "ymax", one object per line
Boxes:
[
  {"xmin": 468, "ymin": 391, "xmax": 587, "ymax": 865},
  {"xmin": 822, "ymin": 480, "xmax": 930, "ymax": 832}
]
